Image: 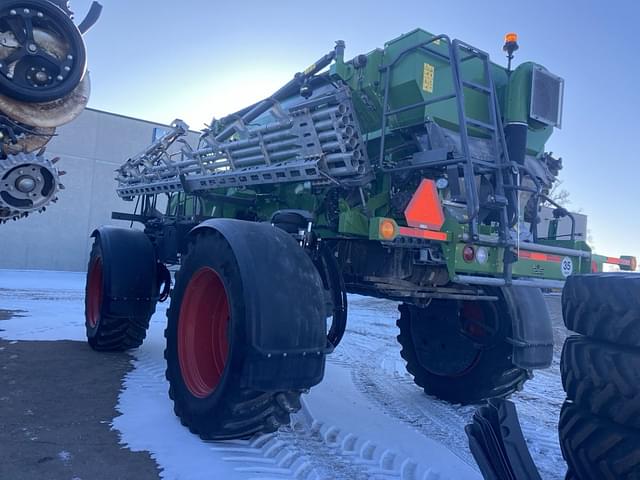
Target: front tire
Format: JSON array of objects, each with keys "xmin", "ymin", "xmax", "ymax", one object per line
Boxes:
[
  {"xmin": 85, "ymin": 234, "xmax": 156, "ymax": 351},
  {"xmin": 165, "ymin": 230, "xmax": 301, "ymax": 440},
  {"xmin": 397, "ymin": 293, "xmax": 529, "ymax": 404}
]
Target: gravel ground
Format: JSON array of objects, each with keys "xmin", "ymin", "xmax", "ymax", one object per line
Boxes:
[{"xmin": 0, "ymin": 311, "xmax": 160, "ymax": 480}]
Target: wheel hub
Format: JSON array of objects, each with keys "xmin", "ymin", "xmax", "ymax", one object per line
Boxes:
[
  {"xmin": 0, "ymin": 151, "xmax": 61, "ymax": 222},
  {"xmin": 15, "ymin": 174, "xmax": 35, "ymax": 192},
  {"xmin": 411, "ymin": 312, "xmax": 480, "ymax": 377},
  {"xmin": 410, "ymin": 300, "xmax": 499, "ymax": 378}
]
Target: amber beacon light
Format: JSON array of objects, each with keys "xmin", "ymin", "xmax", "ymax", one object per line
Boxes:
[{"xmin": 503, "ymin": 32, "xmax": 519, "ymax": 71}]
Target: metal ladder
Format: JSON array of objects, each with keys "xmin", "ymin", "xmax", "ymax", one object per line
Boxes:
[
  {"xmin": 449, "ymin": 39, "xmax": 516, "ymax": 246},
  {"xmin": 378, "ymin": 36, "xmax": 516, "ymax": 247}
]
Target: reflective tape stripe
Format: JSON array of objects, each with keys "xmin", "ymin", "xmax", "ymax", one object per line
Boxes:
[
  {"xmin": 606, "ymin": 257, "xmax": 632, "ymax": 266},
  {"xmin": 398, "ymin": 226, "xmax": 448, "ymax": 241},
  {"xmin": 518, "ymin": 250, "xmax": 563, "ymax": 263}
]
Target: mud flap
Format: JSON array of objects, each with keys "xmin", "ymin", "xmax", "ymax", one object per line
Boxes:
[
  {"xmin": 501, "ymin": 286, "xmax": 553, "ymax": 369},
  {"xmin": 465, "ymin": 399, "xmax": 542, "ymax": 480},
  {"xmin": 90, "ymin": 227, "xmax": 158, "ymax": 318},
  {"xmin": 191, "ymin": 219, "xmax": 327, "ymax": 392}
]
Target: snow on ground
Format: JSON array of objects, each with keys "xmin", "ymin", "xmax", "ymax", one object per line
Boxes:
[{"xmin": 0, "ymin": 270, "xmax": 567, "ymax": 479}]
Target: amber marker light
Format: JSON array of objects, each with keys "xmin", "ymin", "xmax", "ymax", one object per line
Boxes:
[{"xmin": 379, "ymin": 219, "xmax": 397, "ymax": 240}]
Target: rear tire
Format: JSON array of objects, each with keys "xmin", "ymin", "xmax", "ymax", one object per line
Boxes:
[
  {"xmin": 561, "ymin": 335, "xmax": 640, "ymax": 429},
  {"xmin": 165, "ymin": 230, "xmax": 302, "ymax": 440},
  {"xmin": 562, "ymin": 273, "xmax": 640, "ymax": 346},
  {"xmin": 397, "ymin": 294, "xmax": 529, "ymax": 404},
  {"xmin": 85, "ymin": 237, "xmax": 156, "ymax": 351},
  {"xmin": 559, "ymin": 401, "xmax": 640, "ymax": 480}
]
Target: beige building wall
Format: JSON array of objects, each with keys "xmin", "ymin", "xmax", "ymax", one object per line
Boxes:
[{"xmin": 0, "ymin": 108, "xmax": 198, "ymax": 272}]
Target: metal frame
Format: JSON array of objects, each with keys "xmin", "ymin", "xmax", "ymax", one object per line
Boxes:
[
  {"xmin": 375, "ymin": 35, "xmax": 590, "ymax": 287},
  {"xmin": 377, "ymin": 36, "xmax": 521, "ymax": 280},
  {"xmin": 115, "ymin": 78, "xmax": 374, "ymax": 196},
  {"xmin": 112, "ymin": 37, "xmax": 594, "ymax": 291}
]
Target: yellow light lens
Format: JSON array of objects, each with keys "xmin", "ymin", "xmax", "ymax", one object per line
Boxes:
[
  {"xmin": 505, "ymin": 32, "xmax": 518, "ymax": 43},
  {"xmin": 379, "ymin": 219, "xmax": 396, "ymax": 240}
]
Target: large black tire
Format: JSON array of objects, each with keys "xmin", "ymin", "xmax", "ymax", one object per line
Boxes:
[
  {"xmin": 562, "ymin": 273, "xmax": 640, "ymax": 346},
  {"xmin": 397, "ymin": 294, "xmax": 529, "ymax": 404},
  {"xmin": 165, "ymin": 230, "xmax": 303, "ymax": 440},
  {"xmin": 559, "ymin": 401, "xmax": 640, "ymax": 480},
  {"xmin": 85, "ymin": 235, "xmax": 157, "ymax": 351},
  {"xmin": 561, "ymin": 335, "xmax": 640, "ymax": 429}
]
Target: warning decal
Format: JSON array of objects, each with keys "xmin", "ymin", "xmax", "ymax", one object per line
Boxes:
[{"xmin": 423, "ymin": 63, "xmax": 435, "ymax": 93}]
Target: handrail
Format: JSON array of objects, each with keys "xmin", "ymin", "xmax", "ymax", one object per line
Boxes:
[{"xmin": 377, "ymin": 35, "xmax": 483, "ymax": 231}]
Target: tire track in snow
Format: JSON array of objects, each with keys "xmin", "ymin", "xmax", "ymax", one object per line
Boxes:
[
  {"xmin": 208, "ymin": 400, "xmax": 451, "ymax": 480},
  {"xmin": 340, "ymin": 294, "xmax": 567, "ymax": 479},
  {"xmin": 118, "ymin": 319, "xmax": 450, "ymax": 480},
  {"xmin": 333, "ymin": 348, "xmax": 477, "ymax": 469},
  {"xmin": 328, "ymin": 299, "xmax": 478, "ymax": 469}
]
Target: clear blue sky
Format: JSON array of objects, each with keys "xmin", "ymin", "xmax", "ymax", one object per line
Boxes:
[{"xmin": 73, "ymin": 0, "xmax": 639, "ymax": 259}]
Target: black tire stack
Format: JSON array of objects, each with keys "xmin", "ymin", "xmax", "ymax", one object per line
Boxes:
[{"xmin": 560, "ymin": 273, "xmax": 640, "ymax": 480}]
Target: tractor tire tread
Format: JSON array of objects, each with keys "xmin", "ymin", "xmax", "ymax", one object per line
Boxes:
[
  {"xmin": 562, "ymin": 274, "xmax": 640, "ymax": 346},
  {"xmin": 559, "ymin": 401, "xmax": 640, "ymax": 480},
  {"xmin": 561, "ymin": 335, "xmax": 640, "ymax": 429},
  {"xmin": 88, "ymin": 313, "xmax": 151, "ymax": 351}
]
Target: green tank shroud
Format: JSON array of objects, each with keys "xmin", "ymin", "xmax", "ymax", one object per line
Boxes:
[{"xmin": 329, "ymin": 29, "xmax": 557, "ymax": 158}]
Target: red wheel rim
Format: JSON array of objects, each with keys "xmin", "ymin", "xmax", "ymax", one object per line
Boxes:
[
  {"xmin": 87, "ymin": 257, "xmax": 103, "ymax": 328},
  {"xmin": 178, "ymin": 267, "xmax": 230, "ymax": 398}
]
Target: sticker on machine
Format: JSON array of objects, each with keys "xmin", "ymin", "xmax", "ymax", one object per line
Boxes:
[
  {"xmin": 423, "ymin": 63, "xmax": 435, "ymax": 93},
  {"xmin": 561, "ymin": 257, "xmax": 574, "ymax": 277}
]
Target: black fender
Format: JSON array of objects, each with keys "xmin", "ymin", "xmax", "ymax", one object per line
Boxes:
[
  {"xmin": 90, "ymin": 226, "xmax": 158, "ymax": 318},
  {"xmin": 501, "ymin": 286, "xmax": 553, "ymax": 369},
  {"xmin": 190, "ymin": 219, "xmax": 327, "ymax": 391}
]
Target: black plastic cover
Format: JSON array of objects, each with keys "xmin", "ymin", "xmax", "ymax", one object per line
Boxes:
[
  {"xmin": 91, "ymin": 226, "xmax": 158, "ymax": 318},
  {"xmin": 502, "ymin": 286, "xmax": 553, "ymax": 369}
]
